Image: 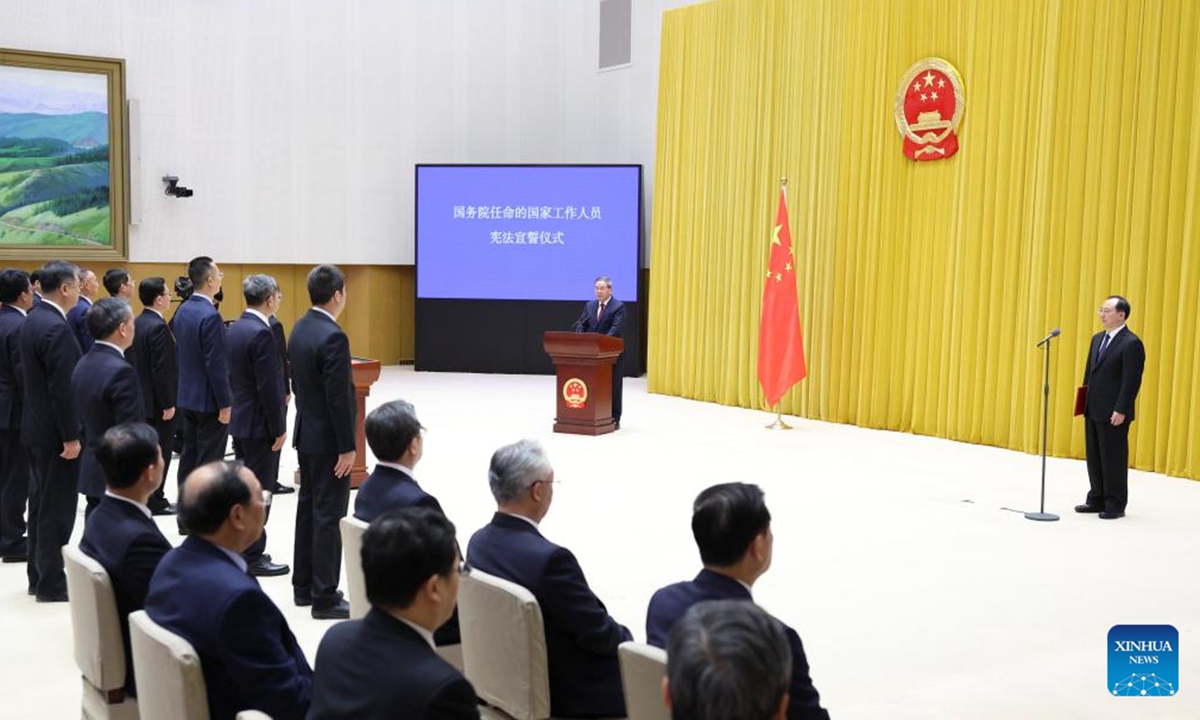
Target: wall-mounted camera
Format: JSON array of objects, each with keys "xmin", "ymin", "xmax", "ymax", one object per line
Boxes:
[{"xmin": 163, "ymin": 175, "xmax": 194, "ymax": 198}]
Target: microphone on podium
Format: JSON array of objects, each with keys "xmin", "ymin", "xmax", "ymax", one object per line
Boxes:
[{"xmin": 1035, "ymin": 327, "xmax": 1060, "ymax": 347}]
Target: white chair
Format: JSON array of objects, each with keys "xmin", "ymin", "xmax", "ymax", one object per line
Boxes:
[
  {"xmin": 63, "ymin": 545, "xmax": 140, "ymax": 720},
  {"xmin": 457, "ymin": 568, "xmax": 552, "ymax": 720},
  {"xmin": 339, "ymin": 515, "xmax": 370, "ymax": 619},
  {"xmin": 618, "ymin": 642, "xmax": 669, "ymax": 720},
  {"xmin": 128, "ymin": 610, "xmax": 210, "ymax": 720}
]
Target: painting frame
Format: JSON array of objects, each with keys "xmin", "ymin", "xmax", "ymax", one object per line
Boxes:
[{"xmin": 0, "ymin": 47, "xmax": 128, "ymax": 260}]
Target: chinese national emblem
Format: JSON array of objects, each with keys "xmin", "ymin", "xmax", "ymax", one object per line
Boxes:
[
  {"xmin": 894, "ymin": 58, "xmax": 965, "ymax": 161},
  {"xmin": 562, "ymin": 377, "xmax": 588, "ymax": 409}
]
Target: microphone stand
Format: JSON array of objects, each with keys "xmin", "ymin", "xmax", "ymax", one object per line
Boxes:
[{"xmin": 1025, "ymin": 331, "xmax": 1060, "ymax": 521}]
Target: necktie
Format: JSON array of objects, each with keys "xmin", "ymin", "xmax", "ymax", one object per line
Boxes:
[
  {"xmin": 597, "ymin": 302, "xmax": 605, "ymax": 321},
  {"xmin": 1098, "ymin": 333, "xmax": 1110, "ymax": 358}
]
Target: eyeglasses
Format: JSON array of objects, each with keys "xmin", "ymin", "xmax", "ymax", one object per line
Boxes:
[
  {"xmin": 1097, "ymin": 307, "xmax": 1114, "ymax": 314},
  {"xmin": 261, "ymin": 490, "xmax": 273, "ymax": 508}
]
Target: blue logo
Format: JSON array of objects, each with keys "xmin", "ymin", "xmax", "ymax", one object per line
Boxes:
[{"xmin": 1108, "ymin": 625, "xmax": 1178, "ymax": 697}]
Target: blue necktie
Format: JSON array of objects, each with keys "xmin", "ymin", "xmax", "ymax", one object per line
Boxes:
[{"xmin": 1098, "ymin": 333, "xmax": 1111, "ymax": 358}]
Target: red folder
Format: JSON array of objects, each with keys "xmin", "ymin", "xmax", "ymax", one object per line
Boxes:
[{"xmin": 1074, "ymin": 385, "xmax": 1088, "ymax": 416}]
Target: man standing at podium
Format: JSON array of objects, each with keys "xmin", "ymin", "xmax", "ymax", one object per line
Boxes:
[{"xmin": 572, "ymin": 276, "xmax": 625, "ymax": 429}]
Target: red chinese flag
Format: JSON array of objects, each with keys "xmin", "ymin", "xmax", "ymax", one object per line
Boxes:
[{"xmin": 757, "ymin": 189, "xmax": 808, "ymax": 407}]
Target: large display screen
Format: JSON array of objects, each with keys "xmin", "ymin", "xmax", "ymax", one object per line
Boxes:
[{"xmin": 416, "ymin": 165, "xmax": 641, "ymax": 301}]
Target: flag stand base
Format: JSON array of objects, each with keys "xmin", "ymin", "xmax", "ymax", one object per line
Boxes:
[{"xmin": 765, "ymin": 409, "xmax": 793, "ymax": 430}]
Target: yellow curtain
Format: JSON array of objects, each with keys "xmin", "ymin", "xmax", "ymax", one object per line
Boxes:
[{"xmin": 649, "ymin": 0, "xmax": 1200, "ymax": 480}]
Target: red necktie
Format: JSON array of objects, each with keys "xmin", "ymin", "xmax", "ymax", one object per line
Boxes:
[{"xmin": 597, "ymin": 302, "xmax": 605, "ymax": 320}]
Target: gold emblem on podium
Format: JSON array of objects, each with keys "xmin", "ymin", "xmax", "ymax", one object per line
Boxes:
[
  {"xmin": 895, "ymin": 57, "xmax": 965, "ymax": 161},
  {"xmin": 563, "ymin": 377, "xmax": 588, "ymax": 409}
]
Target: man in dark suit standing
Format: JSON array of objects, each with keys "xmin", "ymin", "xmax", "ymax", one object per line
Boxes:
[
  {"xmin": 289, "ymin": 264, "xmax": 356, "ymax": 619},
  {"xmin": 29, "ymin": 270, "xmax": 43, "ymax": 306},
  {"xmin": 268, "ymin": 295, "xmax": 295, "ymax": 496},
  {"xmin": 354, "ymin": 399, "xmax": 460, "ymax": 646},
  {"xmin": 308, "ymin": 507, "xmax": 479, "ymax": 720},
  {"xmin": 127, "ymin": 278, "xmax": 179, "ymax": 515},
  {"xmin": 19, "ymin": 260, "xmax": 83, "ymax": 602},
  {"xmin": 79, "ymin": 422, "xmax": 171, "ymax": 698},
  {"xmin": 103, "ymin": 268, "xmax": 135, "ymax": 300},
  {"xmin": 0, "ymin": 269, "xmax": 34, "ymax": 563},
  {"xmin": 646, "ymin": 483, "xmax": 829, "ymax": 720},
  {"xmin": 1076, "ymin": 295, "xmax": 1147, "ymax": 520},
  {"xmin": 173, "ymin": 257, "xmax": 232, "ymax": 493},
  {"xmin": 72, "ymin": 298, "xmax": 145, "ymax": 518},
  {"xmin": 571, "ymin": 275, "xmax": 626, "ymax": 428},
  {"xmin": 226, "ymin": 274, "xmax": 289, "ymax": 577},
  {"xmin": 66, "ymin": 267, "xmax": 99, "ymax": 353},
  {"xmin": 467, "ymin": 439, "xmax": 632, "ymax": 718},
  {"xmin": 146, "ymin": 461, "xmax": 312, "ymax": 720}
]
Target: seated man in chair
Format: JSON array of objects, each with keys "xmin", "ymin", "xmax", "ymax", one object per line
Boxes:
[
  {"xmin": 146, "ymin": 461, "xmax": 312, "ymax": 720},
  {"xmin": 309, "ymin": 507, "xmax": 478, "ymax": 720},
  {"xmin": 353, "ymin": 399, "xmax": 458, "ymax": 645},
  {"xmin": 467, "ymin": 439, "xmax": 632, "ymax": 719},
  {"xmin": 666, "ymin": 600, "xmax": 793, "ymax": 720},
  {"xmin": 646, "ymin": 482, "xmax": 829, "ymax": 720},
  {"xmin": 79, "ymin": 422, "xmax": 172, "ymax": 698}
]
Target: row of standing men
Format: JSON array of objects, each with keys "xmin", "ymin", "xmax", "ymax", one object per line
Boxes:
[{"xmin": 0, "ymin": 258, "xmax": 358, "ymax": 618}]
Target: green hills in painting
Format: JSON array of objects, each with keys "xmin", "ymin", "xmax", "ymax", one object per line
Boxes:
[
  {"xmin": 0, "ymin": 111, "xmax": 111, "ymax": 248},
  {"xmin": 0, "ymin": 111, "xmax": 108, "ymax": 147}
]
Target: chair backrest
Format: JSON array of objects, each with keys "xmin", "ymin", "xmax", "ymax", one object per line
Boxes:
[
  {"xmin": 619, "ymin": 642, "xmax": 670, "ymax": 720},
  {"xmin": 63, "ymin": 545, "xmax": 128, "ymax": 695},
  {"xmin": 128, "ymin": 610, "xmax": 210, "ymax": 720},
  {"xmin": 339, "ymin": 515, "xmax": 370, "ymax": 619},
  {"xmin": 457, "ymin": 569, "xmax": 551, "ymax": 720}
]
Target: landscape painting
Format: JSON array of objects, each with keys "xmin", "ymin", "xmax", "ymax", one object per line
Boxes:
[{"xmin": 0, "ymin": 49, "xmax": 127, "ymax": 259}]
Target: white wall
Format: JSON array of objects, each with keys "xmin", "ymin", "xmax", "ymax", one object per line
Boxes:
[{"xmin": 0, "ymin": 0, "xmax": 696, "ymax": 264}]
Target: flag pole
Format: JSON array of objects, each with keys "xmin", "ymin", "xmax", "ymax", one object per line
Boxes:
[{"xmin": 764, "ymin": 175, "xmax": 793, "ymax": 431}]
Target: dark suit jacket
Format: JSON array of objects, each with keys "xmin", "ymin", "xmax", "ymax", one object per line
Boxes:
[
  {"xmin": 18, "ymin": 302, "xmax": 82, "ymax": 449},
  {"xmin": 353, "ymin": 465, "xmax": 461, "ymax": 646},
  {"xmin": 127, "ymin": 309, "xmax": 178, "ymax": 418},
  {"xmin": 227, "ymin": 313, "xmax": 286, "ymax": 440},
  {"xmin": 79, "ymin": 496, "xmax": 172, "ymax": 697},
  {"xmin": 173, "ymin": 295, "xmax": 231, "ymax": 413},
  {"xmin": 72, "ymin": 345, "xmax": 145, "ymax": 498},
  {"xmin": 1083, "ymin": 327, "xmax": 1146, "ymax": 422},
  {"xmin": 646, "ymin": 570, "xmax": 830, "ymax": 720},
  {"xmin": 0, "ymin": 305, "xmax": 26, "ymax": 430},
  {"xmin": 271, "ymin": 316, "xmax": 292, "ymax": 396},
  {"xmin": 67, "ymin": 295, "xmax": 95, "ymax": 353},
  {"xmin": 467, "ymin": 513, "xmax": 631, "ymax": 718},
  {"xmin": 146, "ymin": 536, "xmax": 313, "ymax": 720},
  {"xmin": 288, "ymin": 309, "xmax": 355, "ymax": 455},
  {"xmin": 307, "ymin": 608, "xmax": 479, "ymax": 720},
  {"xmin": 354, "ymin": 466, "xmax": 442, "ymax": 522},
  {"xmin": 571, "ymin": 298, "xmax": 625, "ymax": 336}
]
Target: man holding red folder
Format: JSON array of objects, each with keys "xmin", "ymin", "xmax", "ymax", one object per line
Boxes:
[{"xmin": 1075, "ymin": 295, "xmax": 1145, "ymax": 520}]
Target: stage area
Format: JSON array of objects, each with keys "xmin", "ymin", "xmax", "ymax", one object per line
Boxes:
[{"xmin": 1, "ymin": 366, "xmax": 1195, "ymax": 719}]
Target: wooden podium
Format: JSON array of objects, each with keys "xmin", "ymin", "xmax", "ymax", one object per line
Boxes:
[
  {"xmin": 542, "ymin": 331, "xmax": 624, "ymax": 435},
  {"xmin": 349, "ymin": 358, "xmax": 382, "ymax": 488}
]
